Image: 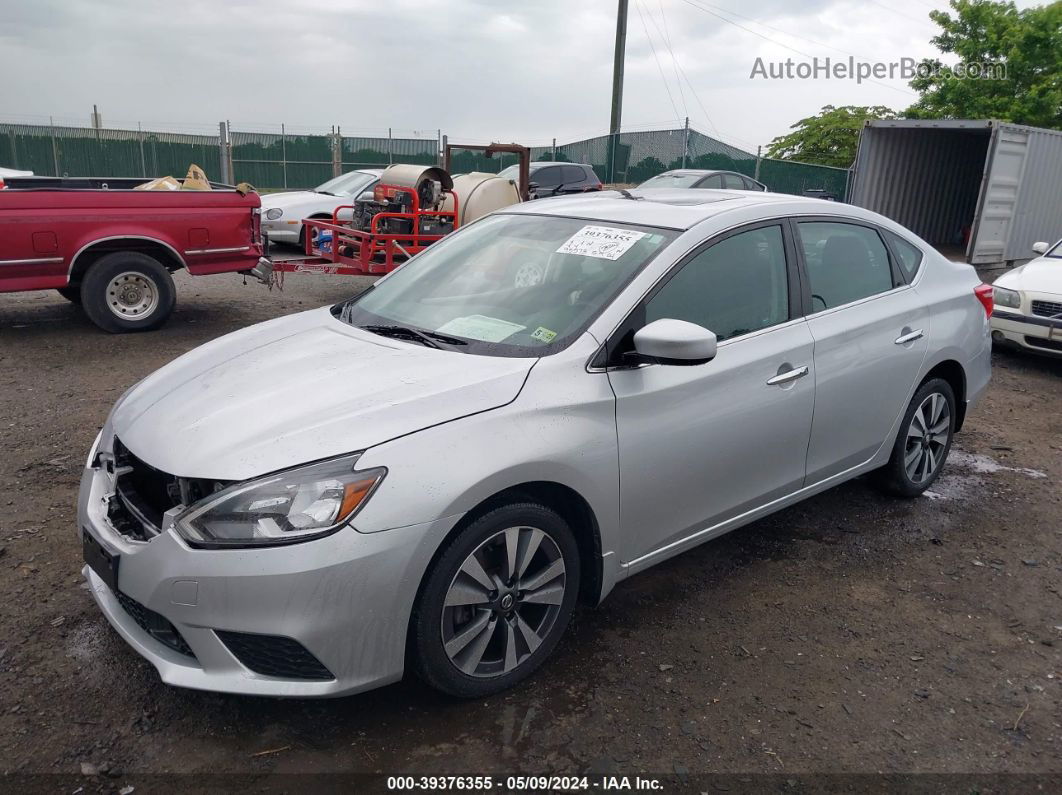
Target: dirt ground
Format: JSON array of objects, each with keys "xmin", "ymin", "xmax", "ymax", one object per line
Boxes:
[{"xmin": 1, "ymin": 268, "xmax": 1060, "ymax": 788}]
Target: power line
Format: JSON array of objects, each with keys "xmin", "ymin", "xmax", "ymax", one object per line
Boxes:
[
  {"xmin": 634, "ymin": 0, "xmax": 683, "ymax": 122},
  {"xmin": 655, "ymin": 0, "xmax": 690, "ymax": 120},
  {"xmin": 676, "ymin": 0, "xmax": 917, "ymax": 97}
]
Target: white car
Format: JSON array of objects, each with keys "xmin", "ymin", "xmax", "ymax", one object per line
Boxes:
[
  {"xmin": 991, "ymin": 239, "xmax": 1062, "ymax": 356},
  {"xmin": 261, "ymin": 169, "xmax": 382, "ymax": 246}
]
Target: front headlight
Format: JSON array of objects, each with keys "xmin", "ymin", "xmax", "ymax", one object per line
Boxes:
[
  {"xmin": 265, "ymin": 207, "xmax": 283, "ymax": 220},
  {"xmin": 174, "ymin": 454, "xmax": 385, "ymax": 548},
  {"xmin": 993, "ymin": 285, "xmax": 1021, "ymax": 309}
]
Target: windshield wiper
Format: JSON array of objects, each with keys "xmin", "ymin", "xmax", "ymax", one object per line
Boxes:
[{"xmin": 359, "ymin": 324, "xmax": 467, "ymax": 348}]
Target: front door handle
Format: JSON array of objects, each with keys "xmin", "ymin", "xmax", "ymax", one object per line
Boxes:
[
  {"xmin": 894, "ymin": 329, "xmax": 924, "ymax": 345},
  {"xmin": 766, "ymin": 365, "xmax": 809, "ymax": 386}
]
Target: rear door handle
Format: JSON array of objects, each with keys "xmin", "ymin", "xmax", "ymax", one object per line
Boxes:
[
  {"xmin": 894, "ymin": 329, "xmax": 924, "ymax": 345},
  {"xmin": 766, "ymin": 365, "xmax": 809, "ymax": 386}
]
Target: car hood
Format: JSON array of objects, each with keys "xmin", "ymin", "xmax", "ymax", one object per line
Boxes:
[
  {"xmin": 260, "ymin": 190, "xmax": 337, "ymax": 213},
  {"xmin": 994, "ymin": 256, "xmax": 1062, "ymax": 296},
  {"xmin": 110, "ymin": 307, "xmax": 535, "ymax": 480}
]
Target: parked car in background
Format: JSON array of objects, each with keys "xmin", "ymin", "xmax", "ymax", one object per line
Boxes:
[
  {"xmin": 0, "ymin": 176, "xmax": 269, "ymax": 332},
  {"xmin": 80, "ymin": 190, "xmax": 990, "ymax": 699},
  {"xmin": 0, "ymin": 165, "xmax": 34, "ymax": 181},
  {"xmin": 261, "ymin": 169, "xmax": 383, "ymax": 246},
  {"xmin": 991, "ymin": 238, "xmax": 1062, "ymax": 356},
  {"xmin": 638, "ymin": 169, "xmax": 767, "ymax": 192},
  {"xmin": 498, "ymin": 161, "xmax": 602, "ymax": 199}
]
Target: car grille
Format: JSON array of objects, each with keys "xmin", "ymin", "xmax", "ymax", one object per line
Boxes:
[
  {"xmin": 1025, "ymin": 336, "xmax": 1062, "ymax": 353},
  {"xmin": 107, "ymin": 439, "xmax": 230, "ymax": 541},
  {"xmin": 115, "ymin": 591, "xmax": 196, "ymax": 659},
  {"xmin": 215, "ymin": 630, "xmax": 335, "ymax": 681},
  {"xmin": 1031, "ymin": 300, "xmax": 1062, "ymax": 319}
]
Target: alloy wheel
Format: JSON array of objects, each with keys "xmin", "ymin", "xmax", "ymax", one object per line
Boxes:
[
  {"xmin": 904, "ymin": 392, "xmax": 951, "ymax": 484},
  {"xmin": 441, "ymin": 526, "xmax": 566, "ymax": 678}
]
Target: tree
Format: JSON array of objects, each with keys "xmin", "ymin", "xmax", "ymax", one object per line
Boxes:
[
  {"xmin": 765, "ymin": 105, "xmax": 898, "ymax": 168},
  {"xmin": 906, "ymin": 0, "xmax": 1062, "ymax": 129}
]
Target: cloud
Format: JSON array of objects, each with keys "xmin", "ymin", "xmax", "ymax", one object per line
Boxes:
[{"xmin": 0, "ymin": 0, "xmax": 1043, "ymax": 154}]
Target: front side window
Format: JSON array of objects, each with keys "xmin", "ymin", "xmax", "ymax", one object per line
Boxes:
[
  {"xmin": 644, "ymin": 225, "xmax": 790, "ymax": 342},
  {"xmin": 335, "ymin": 214, "xmax": 677, "ymax": 357},
  {"xmin": 797, "ymin": 222, "xmax": 894, "ymax": 311},
  {"xmin": 532, "ymin": 167, "xmax": 563, "ymax": 188}
]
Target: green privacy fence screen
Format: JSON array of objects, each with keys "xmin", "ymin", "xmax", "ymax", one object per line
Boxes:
[
  {"xmin": 0, "ymin": 123, "xmax": 220, "ymax": 180},
  {"xmin": 0, "ymin": 122, "xmax": 849, "ymax": 200}
]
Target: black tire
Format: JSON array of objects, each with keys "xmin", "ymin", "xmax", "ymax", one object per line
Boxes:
[
  {"xmin": 56, "ymin": 286, "xmax": 82, "ymax": 304},
  {"xmin": 80, "ymin": 251, "xmax": 176, "ymax": 333},
  {"xmin": 876, "ymin": 377, "xmax": 956, "ymax": 497},
  {"xmin": 411, "ymin": 502, "xmax": 581, "ymax": 698}
]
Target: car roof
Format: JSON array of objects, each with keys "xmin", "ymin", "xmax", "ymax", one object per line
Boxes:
[
  {"xmin": 500, "ymin": 189, "xmax": 845, "ymax": 230},
  {"xmin": 653, "ymin": 169, "xmax": 742, "ymax": 177},
  {"xmin": 530, "ymin": 161, "xmax": 590, "ymax": 169}
]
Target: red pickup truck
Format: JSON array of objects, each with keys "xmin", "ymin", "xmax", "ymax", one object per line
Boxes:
[{"xmin": 0, "ymin": 177, "xmax": 270, "ymax": 332}]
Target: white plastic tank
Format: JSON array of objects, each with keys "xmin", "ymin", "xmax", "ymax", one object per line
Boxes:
[{"xmin": 445, "ymin": 172, "xmax": 522, "ymax": 225}]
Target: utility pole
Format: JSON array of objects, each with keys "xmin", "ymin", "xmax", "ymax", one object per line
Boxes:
[
  {"xmin": 608, "ymin": 0, "xmax": 628, "ymax": 183},
  {"xmin": 682, "ymin": 116, "xmax": 690, "ymax": 169}
]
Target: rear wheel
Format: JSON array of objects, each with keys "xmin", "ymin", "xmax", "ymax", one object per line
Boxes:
[
  {"xmin": 876, "ymin": 378, "xmax": 956, "ymax": 497},
  {"xmin": 411, "ymin": 502, "xmax": 580, "ymax": 697},
  {"xmin": 81, "ymin": 251, "xmax": 176, "ymax": 333},
  {"xmin": 56, "ymin": 286, "xmax": 82, "ymax": 304}
]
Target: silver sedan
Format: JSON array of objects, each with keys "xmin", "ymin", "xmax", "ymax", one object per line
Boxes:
[{"xmin": 79, "ymin": 189, "xmax": 992, "ymax": 698}]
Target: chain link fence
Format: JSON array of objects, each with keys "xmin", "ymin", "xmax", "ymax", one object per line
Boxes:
[{"xmin": 0, "ymin": 121, "xmax": 850, "ymax": 200}]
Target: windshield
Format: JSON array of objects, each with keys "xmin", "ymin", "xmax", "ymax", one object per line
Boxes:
[
  {"xmin": 497, "ymin": 165, "xmax": 522, "ymax": 180},
  {"xmin": 1047, "ymin": 239, "xmax": 1062, "ymax": 258},
  {"xmin": 334, "ymin": 214, "xmax": 677, "ymax": 357},
  {"xmin": 638, "ymin": 173, "xmax": 703, "ymax": 189},
  {"xmin": 314, "ymin": 171, "xmax": 377, "ymax": 196}
]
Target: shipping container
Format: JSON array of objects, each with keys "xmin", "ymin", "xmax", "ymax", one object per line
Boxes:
[{"xmin": 849, "ymin": 119, "xmax": 1062, "ymax": 266}]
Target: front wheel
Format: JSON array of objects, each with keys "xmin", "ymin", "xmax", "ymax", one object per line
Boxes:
[
  {"xmin": 876, "ymin": 378, "xmax": 956, "ymax": 497},
  {"xmin": 80, "ymin": 251, "xmax": 176, "ymax": 333},
  {"xmin": 411, "ymin": 502, "xmax": 580, "ymax": 697}
]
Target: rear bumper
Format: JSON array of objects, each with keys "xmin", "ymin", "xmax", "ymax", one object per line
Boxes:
[{"xmin": 991, "ymin": 310, "xmax": 1062, "ymax": 356}]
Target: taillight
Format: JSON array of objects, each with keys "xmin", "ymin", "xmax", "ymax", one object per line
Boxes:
[{"xmin": 974, "ymin": 283, "xmax": 994, "ymax": 317}]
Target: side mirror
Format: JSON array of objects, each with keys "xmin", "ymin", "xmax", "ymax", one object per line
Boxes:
[
  {"xmin": 631, "ymin": 319, "xmax": 717, "ymax": 365},
  {"xmin": 355, "ymin": 190, "xmax": 375, "ymax": 202},
  {"xmin": 1032, "ymin": 241, "xmax": 1049, "ymax": 255}
]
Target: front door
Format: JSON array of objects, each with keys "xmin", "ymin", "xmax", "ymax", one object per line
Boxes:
[{"xmin": 606, "ymin": 222, "xmax": 816, "ymax": 569}]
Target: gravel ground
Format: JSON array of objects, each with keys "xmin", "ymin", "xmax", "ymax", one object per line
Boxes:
[{"xmin": 1, "ymin": 269, "xmax": 1060, "ymax": 787}]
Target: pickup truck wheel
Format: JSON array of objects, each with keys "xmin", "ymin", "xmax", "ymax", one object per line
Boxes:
[
  {"xmin": 56, "ymin": 286, "xmax": 82, "ymax": 304},
  {"xmin": 81, "ymin": 252, "xmax": 176, "ymax": 333}
]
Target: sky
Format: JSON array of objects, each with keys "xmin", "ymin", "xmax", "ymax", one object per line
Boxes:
[{"xmin": 0, "ymin": 0, "xmax": 1045, "ymax": 155}]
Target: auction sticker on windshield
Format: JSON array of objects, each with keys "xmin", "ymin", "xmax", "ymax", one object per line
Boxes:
[
  {"xmin": 556, "ymin": 225, "xmax": 647, "ymax": 260},
  {"xmin": 437, "ymin": 315, "xmax": 526, "ymax": 342}
]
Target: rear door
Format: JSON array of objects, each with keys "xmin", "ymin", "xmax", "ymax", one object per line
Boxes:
[{"xmin": 795, "ymin": 219, "xmax": 929, "ymax": 483}]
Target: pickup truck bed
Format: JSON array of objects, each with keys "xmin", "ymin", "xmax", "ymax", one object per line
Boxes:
[{"xmin": 0, "ymin": 177, "xmax": 268, "ymax": 332}]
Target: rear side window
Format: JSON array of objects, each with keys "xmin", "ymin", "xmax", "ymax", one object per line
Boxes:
[
  {"xmin": 562, "ymin": 165, "xmax": 585, "ymax": 184},
  {"xmin": 883, "ymin": 230, "xmax": 924, "ymax": 280},
  {"xmin": 797, "ymin": 222, "xmax": 894, "ymax": 311},
  {"xmin": 722, "ymin": 173, "xmax": 746, "ymax": 190},
  {"xmin": 697, "ymin": 174, "xmax": 724, "ymax": 188},
  {"xmin": 645, "ymin": 225, "xmax": 790, "ymax": 341},
  {"xmin": 742, "ymin": 176, "xmax": 764, "ymax": 191}
]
